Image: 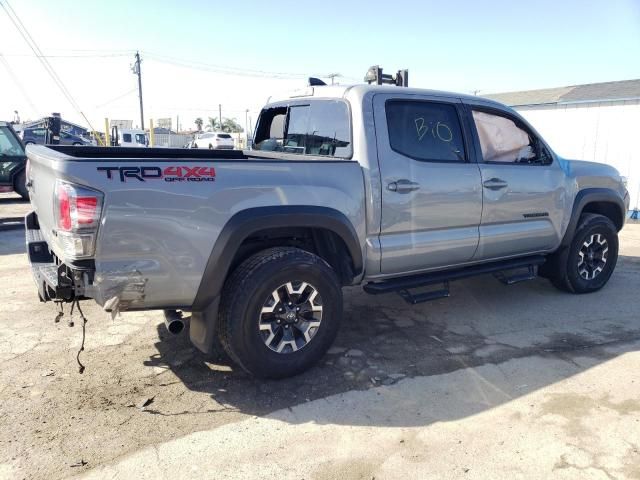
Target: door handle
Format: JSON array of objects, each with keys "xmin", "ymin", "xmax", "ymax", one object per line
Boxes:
[
  {"xmin": 387, "ymin": 179, "xmax": 420, "ymax": 194},
  {"xmin": 482, "ymin": 178, "xmax": 508, "ymax": 190}
]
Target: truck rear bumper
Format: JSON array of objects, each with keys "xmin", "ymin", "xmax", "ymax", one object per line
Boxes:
[{"xmin": 25, "ymin": 211, "xmax": 91, "ymax": 302}]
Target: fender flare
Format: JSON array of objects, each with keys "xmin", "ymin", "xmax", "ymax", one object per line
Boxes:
[
  {"xmin": 191, "ymin": 205, "xmax": 363, "ymax": 311},
  {"xmin": 188, "ymin": 206, "xmax": 363, "ymax": 353},
  {"xmin": 561, "ymin": 188, "xmax": 626, "ymax": 248}
]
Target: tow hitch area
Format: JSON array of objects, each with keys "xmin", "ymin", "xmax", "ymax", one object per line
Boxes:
[{"xmin": 25, "ymin": 211, "xmax": 92, "ymax": 372}]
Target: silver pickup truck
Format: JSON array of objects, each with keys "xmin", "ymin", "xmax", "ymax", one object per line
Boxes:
[{"xmin": 25, "ymin": 84, "xmax": 630, "ymax": 378}]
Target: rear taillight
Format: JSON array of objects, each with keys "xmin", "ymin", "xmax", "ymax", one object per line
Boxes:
[{"xmin": 54, "ymin": 181, "xmax": 103, "ymax": 258}]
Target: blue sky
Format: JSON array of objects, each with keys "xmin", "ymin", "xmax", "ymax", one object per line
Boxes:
[{"xmin": 1, "ymin": 0, "xmax": 639, "ymax": 129}]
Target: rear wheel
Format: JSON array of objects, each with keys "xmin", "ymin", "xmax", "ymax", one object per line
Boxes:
[
  {"xmin": 545, "ymin": 213, "xmax": 618, "ymax": 293},
  {"xmin": 218, "ymin": 247, "xmax": 342, "ymax": 378},
  {"xmin": 14, "ymin": 169, "xmax": 28, "ymax": 200}
]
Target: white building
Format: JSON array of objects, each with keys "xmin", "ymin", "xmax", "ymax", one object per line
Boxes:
[{"xmin": 485, "ymin": 79, "xmax": 640, "ymax": 212}]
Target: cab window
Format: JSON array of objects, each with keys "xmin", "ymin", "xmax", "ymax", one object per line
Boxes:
[
  {"xmin": 386, "ymin": 100, "xmax": 466, "ymax": 162},
  {"xmin": 472, "ymin": 110, "xmax": 551, "ymax": 165},
  {"xmin": 253, "ymin": 100, "xmax": 352, "ymax": 158}
]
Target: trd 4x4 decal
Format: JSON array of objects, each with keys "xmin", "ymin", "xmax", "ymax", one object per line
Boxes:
[{"xmin": 97, "ymin": 166, "xmax": 216, "ymax": 182}]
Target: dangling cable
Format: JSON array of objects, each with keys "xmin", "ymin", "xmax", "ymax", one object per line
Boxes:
[{"xmin": 74, "ymin": 300, "xmax": 88, "ymax": 374}]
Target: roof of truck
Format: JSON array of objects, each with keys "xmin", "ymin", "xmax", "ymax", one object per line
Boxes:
[{"xmin": 267, "ymin": 83, "xmax": 506, "ymax": 108}]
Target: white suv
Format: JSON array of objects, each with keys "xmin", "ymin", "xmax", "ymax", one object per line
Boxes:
[{"xmin": 192, "ymin": 132, "xmax": 235, "ymax": 150}]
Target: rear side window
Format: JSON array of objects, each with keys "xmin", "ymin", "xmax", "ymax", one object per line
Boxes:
[
  {"xmin": 122, "ymin": 133, "xmax": 132, "ymax": 143},
  {"xmin": 386, "ymin": 101, "xmax": 465, "ymax": 162},
  {"xmin": 254, "ymin": 100, "xmax": 351, "ymax": 158}
]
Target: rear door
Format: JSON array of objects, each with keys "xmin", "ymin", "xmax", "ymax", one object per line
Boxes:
[
  {"xmin": 466, "ymin": 103, "xmax": 567, "ymax": 260},
  {"xmin": 373, "ymin": 93, "xmax": 483, "ymax": 275}
]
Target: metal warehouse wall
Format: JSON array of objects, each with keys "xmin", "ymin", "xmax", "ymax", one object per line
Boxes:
[{"xmin": 516, "ymin": 100, "xmax": 640, "ymax": 211}]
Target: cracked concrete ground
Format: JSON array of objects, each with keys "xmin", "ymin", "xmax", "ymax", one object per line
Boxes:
[{"xmin": 0, "ymin": 192, "xmax": 639, "ymax": 479}]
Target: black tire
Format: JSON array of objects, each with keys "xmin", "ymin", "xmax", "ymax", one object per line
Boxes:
[
  {"xmin": 218, "ymin": 247, "xmax": 342, "ymax": 379},
  {"xmin": 545, "ymin": 213, "xmax": 618, "ymax": 293},
  {"xmin": 72, "ymin": 142, "xmax": 82, "ymax": 146},
  {"xmin": 14, "ymin": 169, "xmax": 28, "ymax": 200},
  {"xmin": 208, "ymin": 144, "xmax": 213, "ymax": 150}
]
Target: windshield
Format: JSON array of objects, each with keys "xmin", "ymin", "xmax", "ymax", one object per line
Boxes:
[{"xmin": 0, "ymin": 126, "xmax": 25, "ymax": 156}]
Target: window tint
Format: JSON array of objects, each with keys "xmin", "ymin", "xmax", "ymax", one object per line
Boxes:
[
  {"xmin": 386, "ymin": 101, "xmax": 465, "ymax": 162},
  {"xmin": 472, "ymin": 110, "xmax": 548, "ymax": 164},
  {"xmin": 254, "ymin": 101, "xmax": 351, "ymax": 158},
  {"xmin": 122, "ymin": 133, "xmax": 132, "ymax": 143}
]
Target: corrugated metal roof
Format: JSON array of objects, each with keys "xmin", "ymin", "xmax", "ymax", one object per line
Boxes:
[{"xmin": 484, "ymin": 79, "xmax": 640, "ymax": 106}]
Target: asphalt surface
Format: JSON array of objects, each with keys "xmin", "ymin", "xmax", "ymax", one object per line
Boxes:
[{"xmin": 0, "ymin": 192, "xmax": 639, "ymax": 479}]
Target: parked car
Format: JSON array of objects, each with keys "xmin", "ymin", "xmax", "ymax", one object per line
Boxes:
[
  {"xmin": 24, "ymin": 83, "xmax": 629, "ymax": 378},
  {"xmin": 0, "ymin": 121, "xmax": 28, "ymax": 199},
  {"xmin": 192, "ymin": 132, "xmax": 234, "ymax": 149},
  {"xmin": 22, "ymin": 128, "xmax": 92, "ymax": 146}
]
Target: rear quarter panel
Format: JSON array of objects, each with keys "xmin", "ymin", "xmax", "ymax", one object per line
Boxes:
[{"xmin": 27, "ymin": 146, "xmax": 366, "ymax": 309}]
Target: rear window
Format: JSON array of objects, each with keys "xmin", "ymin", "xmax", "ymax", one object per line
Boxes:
[
  {"xmin": 253, "ymin": 100, "xmax": 351, "ymax": 158},
  {"xmin": 217, "ymin": 133, "xmax": 232, "ymax": 139},
  {"xmin": 386, "ymin": 100, "xmax": 465, "ymax": 162}
]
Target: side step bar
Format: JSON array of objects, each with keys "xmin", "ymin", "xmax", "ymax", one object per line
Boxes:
[{"xmin": 363, "ymin": 255, "xmax": 545, "ymax": 304}]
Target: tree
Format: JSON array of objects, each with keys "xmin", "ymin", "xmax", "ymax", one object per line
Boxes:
[
  {"xmin": 221, "ymin": 117, "xmax": 244, "ymax": 133},
  {"xmin": 194, "ymin": 117, "xmax": 203, "ymax": 131},
  {"xmin": 207, "ymin": 117, "xmax": 220, "ymax": 131}
]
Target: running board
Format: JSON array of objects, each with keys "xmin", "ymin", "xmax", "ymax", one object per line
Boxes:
[{"xmin": 363, "ymin": 255, "xmax": 545, "ymax": 303}]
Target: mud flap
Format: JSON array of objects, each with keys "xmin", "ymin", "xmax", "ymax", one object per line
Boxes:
[{"xmin": 189, "ymin": 297, "xmax": 220, "ymax": 354}]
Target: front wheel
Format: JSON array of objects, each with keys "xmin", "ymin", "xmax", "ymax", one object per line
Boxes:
[
  {"xmin": 218, "ymin": 247, "xmax": 342, "ymax": 378},
  {"xmin": 545, "ymin": 213, "xmax": 619, "ymax": 293}
]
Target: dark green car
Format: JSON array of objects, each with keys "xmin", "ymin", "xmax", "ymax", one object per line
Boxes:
[{"xmin": 0, "ymin": 121, "xmax": 28, "ymax": 199}]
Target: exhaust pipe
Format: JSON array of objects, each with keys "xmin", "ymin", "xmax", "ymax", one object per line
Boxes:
[{"xmin": 164, "ymin": 310, "xmax": 185, "ymax": 335}]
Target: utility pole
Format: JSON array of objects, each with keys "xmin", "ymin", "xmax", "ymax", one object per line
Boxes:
[
  {"xmin": 327, "ymin": 73, "xmax": 341, "ymax": 85},
  {"xmin": 132, "ymin": 51, "xmax": 144, "ymax": 130},
  {"xmin": 218, "ymin": 104, "xmax": 222, "ymax": 131}
]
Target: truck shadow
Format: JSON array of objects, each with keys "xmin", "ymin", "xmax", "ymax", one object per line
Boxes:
[{"xmin": 145, "ymin": 254, "xmax": 640, "ymax": 427}]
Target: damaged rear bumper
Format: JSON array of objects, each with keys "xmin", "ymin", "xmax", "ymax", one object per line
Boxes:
[{"xmin": 25, "ymin": 211, "xmax": 94, "ymax": 302}]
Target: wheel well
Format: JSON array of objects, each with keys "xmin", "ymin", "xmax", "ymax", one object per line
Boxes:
[
  {"xmin": 581, "ymin": 201, "xmax": 623, "ymax": 231},
  {"xmin": 230, "ymin": 227, "xmax": 357, "ymax": 285}
]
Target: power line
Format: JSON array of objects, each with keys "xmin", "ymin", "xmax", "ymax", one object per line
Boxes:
[
  {"xmin": 0, "ymin": 53, "xmax": 38, "ymax": 115},
  {"xmin": 93, "ymin": 88, "xmax": 137, "ymax": 109},
  {"xmin": 142, "ymin": 51, "xmax": 332, "ymax": 80},
  {"xmin": 0, "ymin": 0, "xmax": 101, "ymax": 140},
  {"xmin": 1, "ymin": 52, "xmax": 132, "ymax": 58}
]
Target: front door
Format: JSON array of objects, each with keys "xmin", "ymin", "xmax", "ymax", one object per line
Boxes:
[
  {"xmin": 374, "ymin": 94, "xmax": 483, "ymax": 275},
  {"xmin": 467, "ymin": 104, "xmax": 567, "ymax": 260}
]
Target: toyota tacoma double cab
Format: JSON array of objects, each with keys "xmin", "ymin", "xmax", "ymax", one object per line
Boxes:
[{"xmin": 24, "ymin": 84, "xmax": 629, "ymax": 378}]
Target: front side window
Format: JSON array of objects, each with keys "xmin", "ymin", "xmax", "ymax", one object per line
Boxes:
[
  {"xmin": 135, "ymin": 134, "xmax": 146, "ymax": 144},
  {"xmin": 472, "ymin": 110, "xmax": 550, "ymax": 164},
  {"xmin": 0, "ymin": 126, "xmax": 25, "ymax": 156},
  {"xmin": 253, "ymin": 101, "xmax": 351, "ymax": 158},
  {"xmin": 386, "ymin": 100, "xmax": 465, "ymax": 162}
]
